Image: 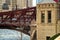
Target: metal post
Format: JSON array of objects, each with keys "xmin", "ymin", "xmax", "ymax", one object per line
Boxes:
[
  {"xmin": 20, "ymin": 26, "xmax": 22, "ymax": 40},
  {"xmin": 19, "ymin": 15, "xmax": 22, "ymax": 40},
  {"xmin": 27, "ymin": 0, "xmax": 28, "ymax": 8},
  {"xmin": 15, "ymin": 0, "xmax": 17, "ymax": 10},
  {"xmin": 12, "ymin": 0, "xmax": 17, "ymax": 10}
]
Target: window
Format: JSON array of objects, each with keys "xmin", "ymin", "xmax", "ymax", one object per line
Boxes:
[
  {"xmin": 46, "ymin": 36, "xmax": 50, "ymax": 40},
  {"xmin": 48, "ymin": 11, "xmax": 51, "ymax": 23},
  {"xmin": 41, "ymin": 12, "xmax": 45, "ymax": 23},
  {"xmin": 2, "ymin": 3, "xmax": 9, "ymax": 10}
]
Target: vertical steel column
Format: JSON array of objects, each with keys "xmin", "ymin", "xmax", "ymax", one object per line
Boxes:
[{"xmin": 27, "ymin": 0, "xmax": 28, "ymax": 8}]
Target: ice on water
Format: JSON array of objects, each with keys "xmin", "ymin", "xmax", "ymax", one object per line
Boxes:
[{"xmin": 0, "ymin": 29, "xmax": 30, "ymax": 40}]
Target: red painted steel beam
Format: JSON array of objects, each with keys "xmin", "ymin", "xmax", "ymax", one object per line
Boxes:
[{"xmin": 0, "ymin": 7, "xmax": 36, "ymax": 27}]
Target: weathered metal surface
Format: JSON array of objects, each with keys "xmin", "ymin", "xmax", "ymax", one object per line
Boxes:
[{"xmin": 0, "ymin": 7, "xmax": 36, "ymax": 35}]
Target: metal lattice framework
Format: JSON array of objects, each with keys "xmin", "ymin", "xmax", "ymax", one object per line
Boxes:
[{"xmin": 0, "ymin": 7, "xmax": 36, "ymax": 35}]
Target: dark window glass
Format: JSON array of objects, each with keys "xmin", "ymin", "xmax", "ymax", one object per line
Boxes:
[
  {"xmin": 46, "ymin": 36, "xmax": 50, "ymax": 40},
  {"xmin": 48, "ymin": 11, "xmax": 51, "ymax": 23},
  {"xmin": 2, "ymin": 3, "xmax": 9, "ymax": 10},
  {"xmin": 41, "ymin": 13, "xmax": 45, "ymax": 23}
]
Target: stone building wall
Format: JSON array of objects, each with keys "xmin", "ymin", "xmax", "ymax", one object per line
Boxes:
[{"xmin": 37, "ymin": 3, "xmax": 60, "ymax": 40}]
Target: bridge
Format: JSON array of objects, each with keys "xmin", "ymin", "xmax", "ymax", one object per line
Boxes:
[{"xmin": 0, "ymin": 7, "xmax": 36, "ymax": 40}]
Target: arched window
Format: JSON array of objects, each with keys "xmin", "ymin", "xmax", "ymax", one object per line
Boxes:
[{"xmin": 2, "ymin": 3, "xmax": 9, "ymax": 10}]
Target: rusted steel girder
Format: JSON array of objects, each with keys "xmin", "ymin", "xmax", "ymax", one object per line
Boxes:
[
  {"xmin": 0, "ymin": 7, "xmax": 36, "ymax": 35},
  {"xmin": 0, "ymin": 7, "xmax": 36, "ymax": 24}
]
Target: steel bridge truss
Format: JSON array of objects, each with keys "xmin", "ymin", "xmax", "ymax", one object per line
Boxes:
[{"xmin": 0, "ymin": 7, "xmax": 36, "ymax": 35}]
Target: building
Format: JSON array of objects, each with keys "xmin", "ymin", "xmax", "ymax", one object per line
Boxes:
[
  {"xmin": 0, "ymin": 0, "xmax": 16, "ymax": 12},
  {"xmin": 17, "ymin": 0, "xmax": 32, "ymax": 9},
  {"xmin": 37, "ymin": 0, "xmax": 60, "ymax": 40},
  {"xmin": 0, "ymin": 0, "xmax": 32, "ymax": 12}
]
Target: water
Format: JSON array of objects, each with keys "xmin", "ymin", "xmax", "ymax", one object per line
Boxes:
[{"xmin": 0, "ymin": 29, "xmax": 30, "ymax": 40}]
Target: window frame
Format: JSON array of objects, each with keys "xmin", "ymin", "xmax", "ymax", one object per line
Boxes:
[{"xmin": 41, "ymin": 11, "xmax": 45, "ymax": 23}]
